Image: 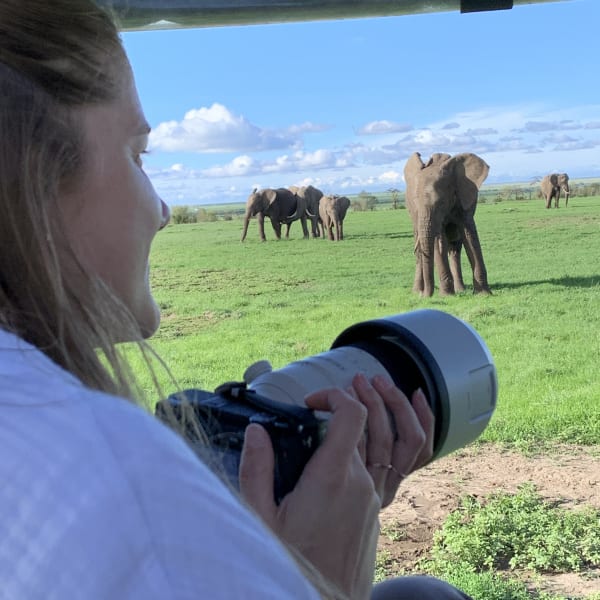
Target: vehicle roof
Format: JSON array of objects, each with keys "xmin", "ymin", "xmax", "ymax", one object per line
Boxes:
[{"xmin": 96, "ymin": 0, "xmax": 568, "ymax": 31}]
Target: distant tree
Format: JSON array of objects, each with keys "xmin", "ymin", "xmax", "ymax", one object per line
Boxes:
[
  {"xmin": 171, "ymin": 205, "xmax": 196, "ymax": 224},
  {"xmin": 196, "ymin": 207, "xmax": 217, "ymax": 222},
  {"xmin": 358, "ymin": 190, "xmax": 379, "ymax": 211},
  {"xmin": 388, "ymin": 188, "xmax": 401, "ymax": 209}
]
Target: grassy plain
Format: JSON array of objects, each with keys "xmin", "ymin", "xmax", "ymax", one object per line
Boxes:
[{"xmin": 140, "ymin": 195, "xmax": 600, "ymax": 449}]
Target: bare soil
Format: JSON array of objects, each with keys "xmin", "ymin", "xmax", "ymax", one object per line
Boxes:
[{"xmin": 378, "ymin": 444, "xmax": 600, "ymax": 598}]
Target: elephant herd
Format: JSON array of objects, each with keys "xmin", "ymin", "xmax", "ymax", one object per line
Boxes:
[
  {"xmin": 240, "ymin": 185, "xmax": 350, "ymax": 242},
  {"xmin": 240, "ymin": 154, "xmax": 571, "ymax": 298}
]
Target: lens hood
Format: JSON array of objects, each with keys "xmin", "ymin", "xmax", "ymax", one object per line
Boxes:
[{"xmin": 331, "ymin": 309, "xmax": 497, "ymax": 460}]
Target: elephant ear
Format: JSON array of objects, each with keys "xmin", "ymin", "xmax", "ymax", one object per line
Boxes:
[
  {"xmin": 264, "ymin": 188, "xmax": 278, "ymax": 206},
  {"xmin": 449, "ymin": 153, "xmax": 490, "ymax": 210},
  {"xmin": 404, "ymin": 152, "xmax": 425, "ymax": 180},
  {"xmin": 425, "ymin": 153, "xmax": 451, "ymax": 168},
  {"xmin": 403, "ymin": 153, "xmax": 426, "ymax": 201}
]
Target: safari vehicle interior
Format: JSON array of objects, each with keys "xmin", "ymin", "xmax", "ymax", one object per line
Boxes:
[{"xmin": 98, "ymin": 0, "xmax": 567, "ymax": 30}]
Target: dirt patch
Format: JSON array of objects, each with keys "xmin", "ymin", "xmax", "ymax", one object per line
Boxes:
[{"xmin": 378, "ymin": 443, "xmax": 600, "ymax": 597}]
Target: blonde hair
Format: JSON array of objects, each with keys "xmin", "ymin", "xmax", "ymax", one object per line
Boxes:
[
  {"xmin": 0, "ymin": 3, "xmax": 349, "ymax": 597},
  {"xmin": 0, "ymin": 0, "xmax": 158, "ymax": 400}
]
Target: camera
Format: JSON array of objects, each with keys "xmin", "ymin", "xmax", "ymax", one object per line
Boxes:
[{"xmin": 155, "ymin": 309, "xmax": 497, "ymax": 503}]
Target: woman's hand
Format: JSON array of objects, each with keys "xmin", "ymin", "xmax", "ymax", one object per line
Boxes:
[
  {"xmin": 351, "ymin": 373, "xmax": 434, "ymax": 508},
  {"xmin": 239, "ymin": 387, "xmax": 380, "ymax": 600}
]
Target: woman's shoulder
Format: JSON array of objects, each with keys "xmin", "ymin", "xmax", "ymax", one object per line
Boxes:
[{"xmin": 0, "ymin": 331, "xmax": 318, "ymax": 599}]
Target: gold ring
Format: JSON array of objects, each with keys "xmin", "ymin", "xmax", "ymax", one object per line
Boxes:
[{"xmin": 368, "ymin": 462, "xmax": 408, "ymax": 479}]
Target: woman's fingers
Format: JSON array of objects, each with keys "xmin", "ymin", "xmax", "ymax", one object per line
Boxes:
[
  {"xmin": 409, "ymin": 388, "xmax": 435, "ymax": 469},
  {"xmin": 304, "ymin": 387, "xmax": 367, "ymax": 469},
  {"xmin": 355, "ymin": 375, "xmax": 436, "ymax": 508},
  {"xmin": 351, "ymin": 373, "xmax": 394, "ymax": 498},
  {"xmin": 239, "ymin": 423, "xmax": 277, "ymax": 526}
]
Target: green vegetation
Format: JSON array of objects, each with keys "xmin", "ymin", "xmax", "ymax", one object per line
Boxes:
[
  {"xmin": 140, "ymin": 196, "xmax": 600, "ymax": 450},
  {"xmin": 132, "ymin": 195, "xmax": 600, "ymax": 599},
  {"xmin": 429, "ymin": 484, "xmax": 600, "ymax": 573},
  {"xmin": 422, "ymin": 484, "xmax": 600, "ymax": 598}
]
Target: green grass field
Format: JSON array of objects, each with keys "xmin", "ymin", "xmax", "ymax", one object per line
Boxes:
[
  {"xmin": 132, "ymin": 195, "xmax": 600, "ymax": 599},
  {"xmin": 137, "ymin": 195, "xmax": 600, "ymax": 449}
]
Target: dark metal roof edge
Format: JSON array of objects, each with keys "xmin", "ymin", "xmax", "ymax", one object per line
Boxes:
[{"xmin": 93, "ymin": 0, "xmax": 570, "ymax": 31}]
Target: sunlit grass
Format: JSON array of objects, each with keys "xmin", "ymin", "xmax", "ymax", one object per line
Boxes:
[{"xmin": 132, "ymin": 196, "xmax": 600, "ymax": 446}]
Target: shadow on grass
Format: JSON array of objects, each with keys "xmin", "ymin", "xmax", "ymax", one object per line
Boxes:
[
  {"xmin": 346, "ymin": 231, "xmax": 413, "ymax": 241},
  {"xmin": 494, "ymin": 275, "xmax": 600, "ymax": 290}
]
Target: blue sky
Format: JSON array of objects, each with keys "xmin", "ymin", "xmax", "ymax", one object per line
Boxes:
[{"xmin": 121, "ymin": 0, "xmax": 599, "ymax": 206}]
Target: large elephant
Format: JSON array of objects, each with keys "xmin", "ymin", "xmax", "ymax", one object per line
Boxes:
[
  {"xmin": 240, "ymin": 187, "xmax": 309, "ymax": 242},
  {"xmin": 403, "ymin": 152, "xmax": 491, "ymax": 297},
  {"xmin": 540, "ymin": 173, "xmax": 570, "ymax": 208},
  {"xmin": 319, "ymin": 194, "xmax": 350, "ymax": 241},
  {"xmin": 288, "ymin": 185, "xmax": 324, "ymax": 237}
]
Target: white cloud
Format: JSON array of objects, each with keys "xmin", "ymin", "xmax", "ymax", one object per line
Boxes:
[
  {"xmin": 147, "ymin": 102, "xmax": 600, "ymax": 204},
  {"xmin": 149, "ymin": 103, "xmax": 312, "ymax": 153},
  {"xmin": 357, "ymin": 120, "xmax": 413, "ymax": 135}
]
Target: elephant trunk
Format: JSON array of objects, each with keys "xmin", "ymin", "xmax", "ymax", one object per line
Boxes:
[
  {"xmin": 240, "ymin": 214, "xmax": 250, "ymax": 242},
  {"xmin": 419, "ymin": 231, "xmax": 436, "ymax": 298}
]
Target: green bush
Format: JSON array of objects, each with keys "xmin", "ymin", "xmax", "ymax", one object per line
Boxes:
[
  {"xmin": 196, "ymin": 208, "xmax": 217, "ymax": 222},
  {"xmin": 427, "ymin": 484, "xmax": 600, "ymax": 573},
  {"xmin": 170, "ymin": 205, "xmax": 197, "ymax": 224}
]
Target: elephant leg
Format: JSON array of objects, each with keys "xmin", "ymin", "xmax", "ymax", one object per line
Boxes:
[
  {"xmin": 257, "ymin": 213, "xmax": 267, "ymax": 242},
  {"xmin": 413, "ymin": 261, "xmax": 424, "ymax": 293},
  {"xmin": 338, "ymin": 220, "xmax": 344, "ymax": 241},
  {"xmin": 326, "ymin": 218, "xmax": 334, "ymax": 241},
  {"xmin": 300, "ymin": 217, "xmax": 309, "ymax": 239},
  {"xmin": 462, "ymin": 219, "xmax": 491, "ymax": 295},
  {"xmin": 448, "ymin": 240, "xmax": 466, "ymax": 292},
  {"xmin": 434, "ymin": 235, "xmax": 455, "ymax": 296},
  {"xmin": 270, "ymin": 217, "xmax": 282, "ymax": 240},
  {"xmin": 285, "ymin": 222, "xmax": 292, "ymax": 238}
]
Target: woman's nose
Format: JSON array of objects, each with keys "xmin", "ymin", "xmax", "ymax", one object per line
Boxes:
[{"xmin": 159, "ymin": 199, "xmax": 171, "ymax": 230}]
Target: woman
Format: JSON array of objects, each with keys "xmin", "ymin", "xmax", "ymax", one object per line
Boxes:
[{"xmin": 0, "ymin": 1, "xmax": 471, "ymax": 598}]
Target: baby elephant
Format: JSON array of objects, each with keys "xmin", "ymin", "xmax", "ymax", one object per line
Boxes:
[{"xmin": 319, "ymin": 195, "xmax": 350, "ymax": 241}]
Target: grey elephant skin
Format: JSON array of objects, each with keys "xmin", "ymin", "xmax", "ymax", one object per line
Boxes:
[
  {"xmin": 288, "ymin": 185, "xmax": 324, "ymax": 237},
  {"xmin": 319, "ymin": 194, "xmax": 350, "ymax": 241},
  {"xmin": 240, "ymin": 188, "xmax": 309, "ymax": 242},
  {"xmin": 540, "ymin": 173, "xmax": 570, "ymax": 208},
  {"xmin": 403, "ymin": 152, "xmax": 491, "ymax": 297}
]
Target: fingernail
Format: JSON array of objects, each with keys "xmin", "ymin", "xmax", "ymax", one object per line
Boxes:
[
  {"xmin": 354, "ymin": 372, "xmax": 368, "ymax": 386},
  {"xmin": 244, "ymin": 424, "xmax": 265, "ymax": 449},
  {"xmin": 346, "ymin": 385, "xmax": 358, "ymax": 399},
  {"xmin": 374, "ymin": 373, "xmax": 394, "ymax": 390},
  {"xmin": 414, "ymin": 387, "xmax": 426, "ymax": 403}
]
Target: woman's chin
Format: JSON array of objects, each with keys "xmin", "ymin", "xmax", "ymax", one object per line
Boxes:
[{"xmin": 139, "ymin": 300, "xmax": 162, "ymax": 340}]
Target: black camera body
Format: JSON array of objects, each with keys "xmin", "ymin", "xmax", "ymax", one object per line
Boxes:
[
  {"xmin": 156, "ymin": 309, "xmax": 497, "ymax": 504},
  {"xmin": 155, "ymin": 383, "xmax": 323, "ymax": 503}
]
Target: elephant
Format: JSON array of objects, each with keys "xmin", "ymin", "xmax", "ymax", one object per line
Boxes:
[
  {"xmin": 288, "ymin": 185, "xmax": 324, "ymax": 237},
  {"xmin": 540, "ymin": 173, "xmax": 570, "ymax": 208},
  {"xmin": 403, "ymin": 152, "xmax": 491, "ymax": 297},
  {"xmin": 240, "ymin": 187, "xmax": 309, "ymax": 242},
  {"xmin": 319, "ymin": 194, "xmax": 350, "ymax": 241}
]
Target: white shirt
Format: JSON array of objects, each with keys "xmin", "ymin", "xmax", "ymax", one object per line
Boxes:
[{"xmin": 0, "ymin": 329, "xmax": 320, "ymax": 600}]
